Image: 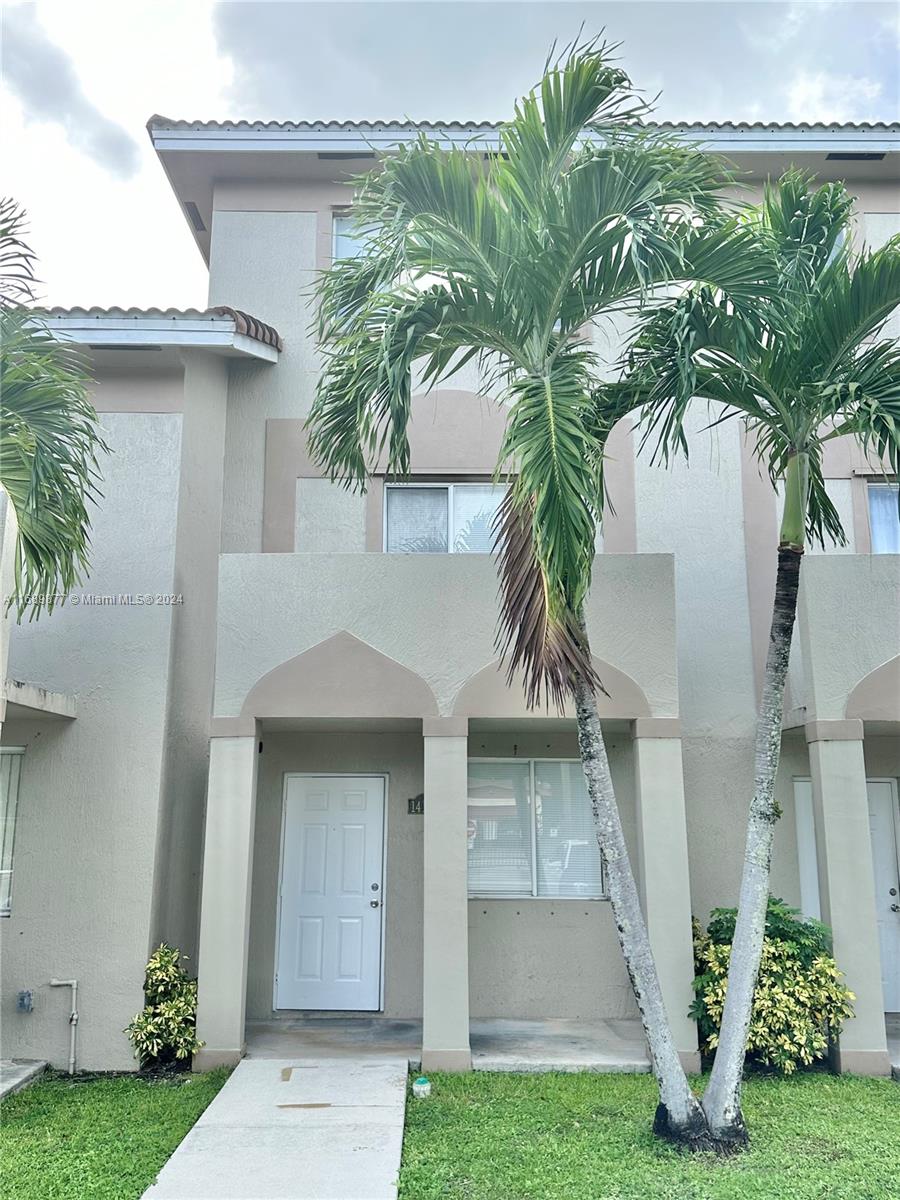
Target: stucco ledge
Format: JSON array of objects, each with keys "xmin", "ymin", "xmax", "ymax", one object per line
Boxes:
[{"xmin": 192, "ymin": 1047, "xmax": 245, "ymax": 1073}]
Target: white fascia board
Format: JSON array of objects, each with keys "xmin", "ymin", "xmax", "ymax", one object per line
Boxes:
[
  {"xmin": 150, "ymin": 126, "xmax": 900, "ymax": 156},
  {"xmin": 150, "ymin": 128, "xmax": 491, "ymax": 154},
  {"xmin": 43, "ymin": 317, "xmax": 278, "ymax": 361}
]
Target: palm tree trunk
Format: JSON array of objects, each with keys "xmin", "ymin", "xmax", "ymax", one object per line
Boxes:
[
  {"xmin": 572, "ymin": 671, "xmax": 711, "ymax": 1146},
  {"xmin": 700, "ymin": 544, "xmax": 803, "ymax": 1144}
]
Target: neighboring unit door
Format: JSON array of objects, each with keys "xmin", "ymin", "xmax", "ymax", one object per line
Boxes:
[
  {"xmin": 276, "ymin": 775, "xmax": 385, "ymax": 1010},
  {"xmin": 867, "ymin": 779, "xmax": 900, "ymax": 1012}
]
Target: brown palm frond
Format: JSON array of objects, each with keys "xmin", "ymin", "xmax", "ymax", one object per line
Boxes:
[{"xmin": 493, "ymin": 490, "xmax": 604, "ymax": 711}]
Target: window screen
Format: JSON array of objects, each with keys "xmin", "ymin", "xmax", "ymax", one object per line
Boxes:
[
  {"xmin": 333, "ymin": 212, "xmax": 370, "ymax": 261},
  {"xmin": 452, "ymin": 485, "xmax": 504, "ymax": 552},
  {"xmin": 534, "ymin": 760, "xmax": 603, "ymax": 898},
  {"xmin": 467, "ymin": 759, "xmax": 604, "ymax": 898},
  {"xmin": 385, "ymin": 487, "xmax": 448, "ymax": 552},
  {"xmin": 385, "ymin": 484, "xmax": 505, "ymax": 554},
  {"xmin": 467, "ymin": 761, "xmax": 532, "ymax": 896},
  {"xmin": 868, "ymin": 483, "xmax": 900, "ymax": 554}
]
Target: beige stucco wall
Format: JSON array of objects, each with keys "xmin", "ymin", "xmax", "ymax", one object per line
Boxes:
[
  {"xmin": 0, "ymin": 412, "xmax": 183, "ymax": 1071},
  {"xmin": 149, "ymin": 352, "xmax": 230, "ymax": 960},
  {"xmin": 799, "ymin": 555, "xmax": 900, "ymax": 721},
  {"xmin": 246, "ymin": 728, "xmax": 638, "ymax": 1023},
  {"xmin": 213, "ymin": 553, "xmax": 678, "ymax": 721},
  {"xmin": 209, "ymin": 206, "xmax": 321, "ymax": 554}
]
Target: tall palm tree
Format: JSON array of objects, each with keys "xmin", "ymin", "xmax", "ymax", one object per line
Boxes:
[
  {"xmin": 629, "ymin": 170, "xmax": 900, "ymax": 1145},
  {"xmin": 306, "ymin": 41, "xmax": 773, "ymax": 1145},
  {"xmin": 0, "ymin": 198, "xmax": 107, "ymax": 618}
]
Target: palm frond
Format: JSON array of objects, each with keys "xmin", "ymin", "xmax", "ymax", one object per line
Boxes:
[
  {"xmin": 0, "ymin": 197, "xmax": 38, "ymax": 308},
  {"xmin": 626, "ymin": 168, "xmax": 900, "ymax": 551},
  {"xmin": 493, "ymin": 491, "xmax": 601, "ymax": 710},
  {"xmin": 0, "ymin": 310, "xmax": 107, "ymax": 617}
]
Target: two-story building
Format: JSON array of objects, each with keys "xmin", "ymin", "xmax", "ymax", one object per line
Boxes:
[{"xmin": 1, "ymin": 118, "xmax": 898, "ymax": 1078}]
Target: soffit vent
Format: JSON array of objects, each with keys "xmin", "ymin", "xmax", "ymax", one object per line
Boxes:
[
  {"xmin": 825, "ymin": 152, "xmax": 886, "ymax": 161},
  {"xmin": 183, "ymin": 201, "xmax": 206, "ymax": 232}
]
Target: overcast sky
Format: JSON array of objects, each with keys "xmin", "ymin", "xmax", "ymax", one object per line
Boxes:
[{"xmin": 2, "ymin": 0, "xmax": 897, "ymax": 309}]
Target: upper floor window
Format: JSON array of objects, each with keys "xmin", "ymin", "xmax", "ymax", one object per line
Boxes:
[
  {"xmin": 384, "ymin": 483, "xmax": 505, "ymax": 554},
  {"xmin": 1, "ymin": 748, "xmax": 24, "ymax": 916},
  {"xmin": 332, "ymin": 211, "xmax": 370, "ymax": 261},
  {"xmin": 467, "ymin": 758, "xmax": 604, "ymax": 899},
  {"xmin": 868, "ymin": 482, "xmax": 900, "ymax": 554}
]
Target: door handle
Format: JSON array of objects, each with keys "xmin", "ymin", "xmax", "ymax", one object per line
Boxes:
[
  {"xmin": 370, "ymin": 899, "xmax": 380, "ymax": 909},
  {"xmin": 891, "ymin": 903, "xmax": 900, "ymax": 913}
]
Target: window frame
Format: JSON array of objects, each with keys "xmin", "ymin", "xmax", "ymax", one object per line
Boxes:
[
  {"xmin": 0, "ymin": 746, "xmax": 25, "ymax": 918},
  {"xmin": 383, "ymin": 481, "xmax": 506, "ymax": 555},
  {"xmin": 866, "ymin": 479, "xmax": 900, "ymax": 554},
  {"xmin": 467, "ymin": 756, "xmax": 607, "ymax": 901},
  {"xmin": 332, "ymin": 208, "xmax": 368, "ymax": 263}
]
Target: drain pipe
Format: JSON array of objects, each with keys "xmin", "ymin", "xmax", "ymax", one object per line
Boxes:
[{"xmin": 49, "ymin": 979, "xmax": 78, "ymax": 1075}]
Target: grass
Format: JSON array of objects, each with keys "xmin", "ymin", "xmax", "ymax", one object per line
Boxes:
[
  {"xmin": 400, "ymin": 1071, "xmax": 900, "ymax": 1200},
  {"xmin": 0, "ymin": 1068, "xmax": 229, "ymax": 1200}
]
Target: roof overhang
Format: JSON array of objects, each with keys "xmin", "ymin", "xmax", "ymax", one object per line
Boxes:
[
  {"xmin": 149, "ymin": 120, "xmax": 900, "ymax": 157},
  {"xmin": 41, "ymin": 308, "xmax": 281, "ymax": 362},
  {"xmin": 147, "ymin": 118, "xmax": 900, "ymax": 265}
]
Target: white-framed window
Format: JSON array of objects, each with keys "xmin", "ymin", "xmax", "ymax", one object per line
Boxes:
[
  {"xmin": 868, "ymin": 482, "xmax": 900, "ymax": 554},
  {"xmin": 1, "ymin": 748, "xmax": 25, "ymax": 916},
  {"xmin": 467, "ymin": 758, "xmax": 604, "ymax": 899},
  {"xmin": 384, "ymin": 483, "xmax": 506, "ymax": 554},
  {"xmin": 332, "ymin": 210, "xmax": 370, "ymax": 261}
]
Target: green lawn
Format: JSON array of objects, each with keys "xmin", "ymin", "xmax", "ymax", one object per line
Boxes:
[
  {"xmin": 400, "ymin": 1072, "xmax": 900, "ymax": 1200},
  {"xmin": 0, "ymin": 1069, "xmax": 229, "ymax": 1200}
]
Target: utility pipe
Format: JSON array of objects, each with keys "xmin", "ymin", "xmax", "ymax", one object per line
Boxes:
[{"xmin": 49, "ymin": 979, "xmax": 78, "ymax": 1075}]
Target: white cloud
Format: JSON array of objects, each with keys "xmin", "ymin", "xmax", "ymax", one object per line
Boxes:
[
  {"xmin": 785, "ymin": 70, "xmax": 883, "ymax": 123},
  {"xmin": 1, "ymin": 4, "xmax": 140, "ymax": 177},
  {"xmin": 0, "ymin": 0, "xmax": 231, "ymax": 308}
]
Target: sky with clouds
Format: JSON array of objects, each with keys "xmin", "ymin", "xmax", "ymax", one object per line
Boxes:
[{"xmin": 2, "ymin": 0, "xmax": 897, "ymax": 309}]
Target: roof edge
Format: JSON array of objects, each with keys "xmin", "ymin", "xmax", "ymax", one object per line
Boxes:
[{"xmin": 39, "ymin": 306, "xmax": 284, "ymax": 357}]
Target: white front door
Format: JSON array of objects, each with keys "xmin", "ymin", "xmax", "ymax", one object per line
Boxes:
[
  {"xmin": 276, "ymin": 775, "xmax": 385, "ymax": 1011},
  {"xmin": 867, "ymin": 779, "xmax": 900, "ymax": 1012}
]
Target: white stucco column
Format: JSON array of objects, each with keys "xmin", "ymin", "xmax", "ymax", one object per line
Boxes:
[
  {"xmin": 421, "ymin": 717, "xmax": 471, "ymax": 1071},
  {"xmin": 633, "ymin": 719, "xmax": 700, "ymax": 1072},
  {"xmin": 806, "ymin": 720, "xmax": 890, "ymax": 1076},
  {"xmin": 193, "ymin": 730, "xmax": 259, "ymax": 1071}
]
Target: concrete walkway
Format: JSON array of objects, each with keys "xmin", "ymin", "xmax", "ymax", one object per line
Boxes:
[
  {"xmin": 142, "ymin": 1058, "xmax": 407, "ymax": 1200},
  {"xmin": 0, "ymin": 1059, "xmax": 46, "ymax": 1100}
]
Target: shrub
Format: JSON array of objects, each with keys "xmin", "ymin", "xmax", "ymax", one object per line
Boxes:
[
  {"xmin": 690, "ymin": 896, "xmax": 855, "ymax": 1074},
  {"xmin": 125, "ymin": 944, "xmax": 203, "ymax": 1067}
]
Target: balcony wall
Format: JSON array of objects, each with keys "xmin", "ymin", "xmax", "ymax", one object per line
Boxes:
[
  {"xmin": 797, "ymin": 555, "xmax": 900, "ymax": 722},
  {"xmin": 213, "ymin": 552, "xmax": 678, "ymax": 721}
]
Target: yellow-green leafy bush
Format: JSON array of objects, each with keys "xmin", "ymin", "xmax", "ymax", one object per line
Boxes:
[
  {"xmin": 691, "ymin": 897, "xmax": 855, "ymax": 1074},
  {"xmin": 125, "ymin": 944, "xmax": 203, "ymax": 1067}
]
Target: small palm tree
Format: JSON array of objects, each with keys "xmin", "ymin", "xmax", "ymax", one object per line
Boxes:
[
  {"xmin": 0, "ymin": 198, "xmax": 107, "ymax": 618},
  {"xmin": 629, "ymin": 171, "xmax": 900, "ymax": 1144},
  {"xmin": 306, "ymin": 41, "xmax": 773, "ymax": 1145}
]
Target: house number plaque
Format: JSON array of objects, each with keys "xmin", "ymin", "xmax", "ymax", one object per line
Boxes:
[{"xmin": 408, "ymin": 793, "xmax": 424, "ymax": 815}]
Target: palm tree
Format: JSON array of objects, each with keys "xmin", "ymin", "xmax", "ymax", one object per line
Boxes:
[
  {"xmin": 305, "ymin": 41, "xmax": 773, "ymax": 1146},
  {"xmin": 0, "ymin": 198, "xmax": 107, "ymax": 618},
  {"xmin": 629, "ymin": 170, "xmax": 900, "ymax": 1145}
]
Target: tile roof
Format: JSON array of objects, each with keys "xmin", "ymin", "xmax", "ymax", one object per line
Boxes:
[
  {"xmin": 43, "ymin": 306, "xmax": 284, "ymax": 352},
  {"xmin": 147, "ymin": 117, "xmax": 900, "ymax": 134}
]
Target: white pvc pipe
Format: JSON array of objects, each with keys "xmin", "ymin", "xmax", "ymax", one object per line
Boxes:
[{"xmin": 49, "ymin": 979, "xmax": 78, "ymax": 1074}]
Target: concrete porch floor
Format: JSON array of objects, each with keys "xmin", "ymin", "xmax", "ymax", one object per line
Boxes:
[{"xmin": 245, "ymin": 1016, "xmax": 651, "ymax": 1073}]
